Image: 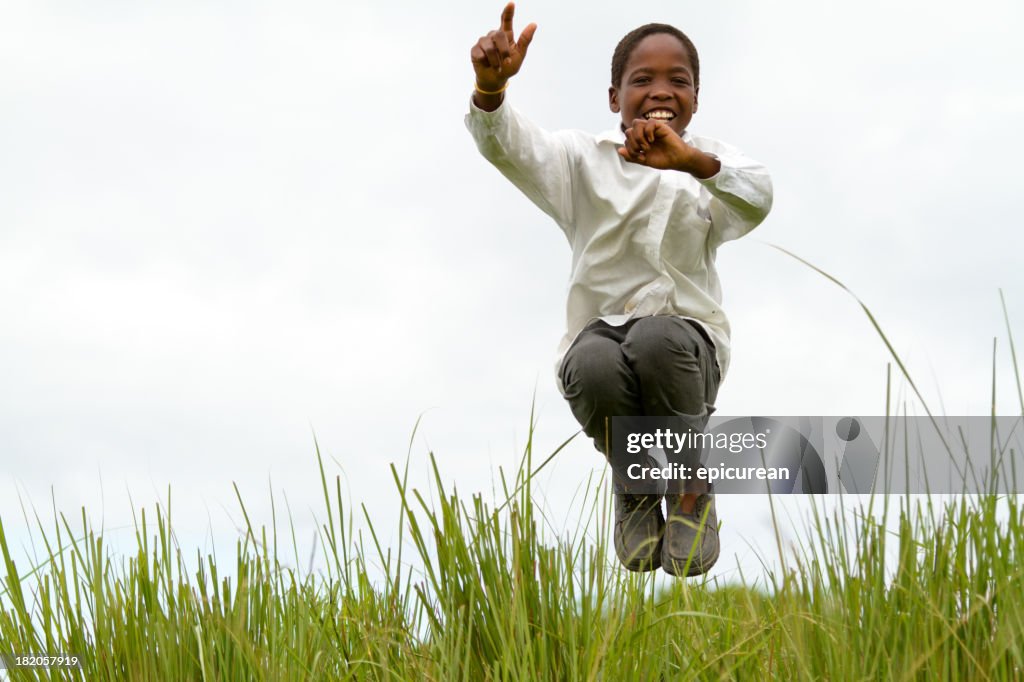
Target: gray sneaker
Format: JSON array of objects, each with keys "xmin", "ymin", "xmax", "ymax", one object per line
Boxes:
[
  {"xmin": 613, "ymin": 493, "xmax": 664, "ymax": 571},
  {"xmin": 662, "ymin": 493, "xmax": 720, "ymax": 577}
]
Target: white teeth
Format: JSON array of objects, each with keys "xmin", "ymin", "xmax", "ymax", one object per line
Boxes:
[{"xmin": 644, "ymin": 110, "xmax": 675, "ymax": 120}]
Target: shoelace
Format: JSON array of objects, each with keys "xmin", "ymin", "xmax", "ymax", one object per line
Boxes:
[
  {"xmin": 693, "ymin": 495, "xmax": 717, "ymax": 532},
  {"xmin": 693, "ymin": 494, "xmax": 708, "ymax": 520},
  {"xmin": 621, "ymin": 494, "xmax": 658, "ymax": 513}
]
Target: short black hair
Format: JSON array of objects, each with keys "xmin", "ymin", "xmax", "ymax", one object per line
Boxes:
[{"xmin": 611, "ymin": 24, "xmax": 700, "ymax": 90}]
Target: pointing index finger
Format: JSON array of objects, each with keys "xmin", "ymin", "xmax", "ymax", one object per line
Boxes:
[{"xmin": 501, "ymin": 2, "xmax": 515, "ymax": 35}]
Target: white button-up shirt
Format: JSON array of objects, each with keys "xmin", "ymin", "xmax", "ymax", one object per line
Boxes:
[{"xmin": 465, "ymin": 97, "xmax": 773, "ymax": 395}]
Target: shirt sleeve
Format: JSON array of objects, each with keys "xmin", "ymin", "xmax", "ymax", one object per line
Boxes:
[
  {"xmin": 464, "ymin": 96, "xmax": 576, "ymax": 233},
  {"xmin": 693, "ymin": 140, "xmax": 773, "ymax": 249}
]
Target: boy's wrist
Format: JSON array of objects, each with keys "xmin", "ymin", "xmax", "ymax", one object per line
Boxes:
[
  {"xmin": 472, "ymin": 77, "xmax": 508, "ymax": 112},
  {"xmin": 472, "ymin": 89, "xmax": 505, "ymax": 112},
  {"xmin": 674, "ymin": 149, "xmax": 721, "ymax": 180},
  {"xmin": 475, "ymin": 78, "xmax": 508, "ymax": 95}
]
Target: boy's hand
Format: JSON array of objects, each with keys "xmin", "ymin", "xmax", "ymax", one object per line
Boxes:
[
  {"xmin": 619, "ymin": 119, "xmax": 721, "ymax": 179},
  {"xmin": 471, "ymin": 3, "xmax": 537, "ymax": 93}
]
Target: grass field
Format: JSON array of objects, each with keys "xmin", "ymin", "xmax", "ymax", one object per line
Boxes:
[
  {"xmin": 3, "ymin": 286, "xmax": 1023, "ymax": 680},
  {"xmin": 2, "ymin": 419, "xmax": 1023, "ymax": 680}
]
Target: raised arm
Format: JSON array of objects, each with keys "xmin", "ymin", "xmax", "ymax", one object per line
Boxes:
[
  {"xmin": 470, "ymin": 3, "xmax": 537, "ymax": 111},
  {"xmin": 465, "ymin": 4, "xmax": 576, "ymax": 232}
]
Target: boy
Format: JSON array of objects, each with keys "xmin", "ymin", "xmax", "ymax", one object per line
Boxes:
[{"xmin": 466, "ymin": 3, "xmax": 772, "ymax": 576}]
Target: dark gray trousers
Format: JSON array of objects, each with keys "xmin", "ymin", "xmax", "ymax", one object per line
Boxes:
[{"xmin": 559, "ymin": 316, "xmax": 721, "ymax": 493}]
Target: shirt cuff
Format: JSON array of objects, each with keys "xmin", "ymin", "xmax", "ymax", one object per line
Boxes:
[
  {"xmin": 466, "ymin": 93, "xmax": 509, "ymax": 130},
  {"xmin": 695, "ymin": 151, "xmax": 754, "ymax": 199}
]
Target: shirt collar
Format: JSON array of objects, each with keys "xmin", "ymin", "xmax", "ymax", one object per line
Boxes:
[{"xmin": 596, "ymin": 125, "xmax": 694, "ymax": 146}]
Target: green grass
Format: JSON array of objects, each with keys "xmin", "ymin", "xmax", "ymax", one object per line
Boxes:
[
  {"xmin": 2, "ymin": 420, "xmax": 1023, "ymax": 680},
  {"xmin": 2, "ymin": 284, "xmax": 1024, "ymax": 679}
]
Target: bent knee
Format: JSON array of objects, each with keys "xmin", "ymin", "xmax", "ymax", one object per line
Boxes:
[{"xmin": 561, "ymin": 335, "xmax": 628, "ymax": 395}]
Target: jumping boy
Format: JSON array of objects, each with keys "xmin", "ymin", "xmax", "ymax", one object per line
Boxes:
[{"xmin": 466, "ymin": 4, "xmax": 772, "ymax": 576}]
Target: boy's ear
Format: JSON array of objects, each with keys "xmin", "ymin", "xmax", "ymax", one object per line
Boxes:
[
  {"xmin": 608, "ymin": 86, "xmax": 620, "ymax": 113},
  {"xmin": 693, "ymin": 87, "xmax": 699, "ymax": 113}
]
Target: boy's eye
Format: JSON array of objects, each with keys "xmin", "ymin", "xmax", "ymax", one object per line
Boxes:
[
  {"xmin": 632, "ymin": 77, "xmax": 650, "ymax": 85},
  {"xmin": 673, "ymin": 78, "xmax": 691, "ymax": 86}
]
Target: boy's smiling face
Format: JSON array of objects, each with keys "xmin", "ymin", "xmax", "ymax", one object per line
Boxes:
[{"xmin": 609, "ymin": 32, "xmax": 698, "ymax": 137}]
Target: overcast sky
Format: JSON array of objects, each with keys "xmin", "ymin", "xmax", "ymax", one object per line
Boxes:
[{"xmin": 2, "ymin": 0, "xmax": 1023, "ymax": 585}]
